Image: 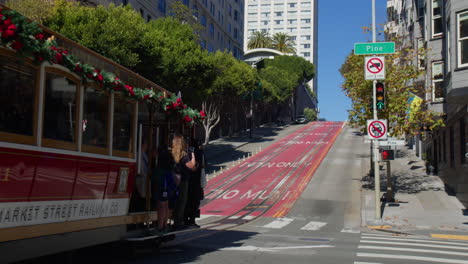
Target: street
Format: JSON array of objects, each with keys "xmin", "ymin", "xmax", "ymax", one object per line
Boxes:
[{"xmin": 24, "ymin": 122, "xmax": 468, "ymax": 264}]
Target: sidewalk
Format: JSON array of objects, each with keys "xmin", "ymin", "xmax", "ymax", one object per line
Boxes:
[{"xmin": 361, "ymin": 144, "xmax": 468, "ymax": 235}]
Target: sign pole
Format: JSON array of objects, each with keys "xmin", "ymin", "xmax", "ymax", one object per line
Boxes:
[{"xmin": 372, "ymin": 0, "xmax": 381, "ymax": 220}]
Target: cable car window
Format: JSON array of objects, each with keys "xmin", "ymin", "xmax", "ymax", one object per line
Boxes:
[
  {"xmin": 0, "ymin": 56, "xmax": 36, "ymax": 141},
  {"xmin": 43, "ymin": 70, "xmax": 79, "ymax": 147},
  {"xmin": 82, "ymin": 86, "xmax": 109, "ymax": 150},
  {"xmin": 113, "ymin": 96, "xmax": 134, "ymax": 155}
]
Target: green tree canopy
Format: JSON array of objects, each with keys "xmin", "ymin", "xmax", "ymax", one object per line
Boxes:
[
  {"xmin": 138, "ymin": 17, "xmax": 215, "ymax": 104},
  {"xmin": 247, "ymin": 30, "xmax": 272, "ymax": 49},
  {"xmin": 46, "ymin": 2, "xmax": 147, "ymax": 68},
  {"xmin": 6, "ymin": 0, "xmax": 56, "ymax": 24},
  {"xmin": 271, "ymin": 32, "xmax": 296, "ymax": 54}
]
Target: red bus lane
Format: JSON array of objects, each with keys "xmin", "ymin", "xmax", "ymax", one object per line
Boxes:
[{"xmin": 201, "ymin": 121, "xmax": 344, "ymax": 220}]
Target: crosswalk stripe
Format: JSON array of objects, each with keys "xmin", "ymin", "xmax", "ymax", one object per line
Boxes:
[
  {"xmin": 356, "ymin": 253, "xmax": 468, "ymax": 264},
  {"xmin": 262, "ymin": 218, "xmax": 294, "ymax": 229},
  {"xmin": 199, "ymin": 214, "xmax": 217, "ymax": 220},
  {"xmin": 359, "ymin": 245, "xmax": 468, "ymax": 257},
  {"xmin": 360, "ymin": 240, "xmax": 468, "ymax": 250},
  {"xmin": 353, "ymin": 262, "xmax": 383, "ymax": 264},
  {"xmin": 300, "ymin": 221, "xmax": 327, "ymax": 230},
  {"xmin": 361, "ymin": 235, "xmax": 468, "ymax": 246}
]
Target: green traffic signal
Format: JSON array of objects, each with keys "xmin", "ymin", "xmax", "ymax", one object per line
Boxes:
[{"xmin": 376, "ymin": 82, "xmax": 385, "ymax": 111}]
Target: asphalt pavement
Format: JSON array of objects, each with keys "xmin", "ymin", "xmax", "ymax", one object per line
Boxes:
[{"xmin": 204, "ymin": 122, "xmax": 468, "ymax": 240}]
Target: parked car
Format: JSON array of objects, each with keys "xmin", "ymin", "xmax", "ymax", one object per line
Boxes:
[{"xmin": 294, "ymin": 115, "xmax": 308, "ymax": 124}]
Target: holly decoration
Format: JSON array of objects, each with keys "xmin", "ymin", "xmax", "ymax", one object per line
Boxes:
[{"xmin": 0, "ymin": 7, "xmax": 204, "ymax": 125}]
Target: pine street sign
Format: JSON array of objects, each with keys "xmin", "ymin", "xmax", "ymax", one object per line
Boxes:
[{"xmin": 354, "ymin": 42, "xmax": 395, "ymax": 55}]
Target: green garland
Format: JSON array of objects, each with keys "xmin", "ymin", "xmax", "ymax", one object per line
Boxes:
[{"xmin": 0, "ymin": 7, "xmax": 205, "ymax": 125}]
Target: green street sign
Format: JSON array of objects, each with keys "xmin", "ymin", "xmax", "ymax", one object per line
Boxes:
[{"xmin": 354, "ymin": 42, "xmax": 395, "ymax": 55}]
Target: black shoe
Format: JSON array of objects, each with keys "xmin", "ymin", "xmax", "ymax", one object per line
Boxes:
[{"xmin": 190, "ymin": 223, "xmax": 200, "ymax": 228}]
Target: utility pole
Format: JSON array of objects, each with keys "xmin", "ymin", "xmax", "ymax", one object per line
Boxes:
[{"xmin": 371, "ymin": 0, "xmax": 381, "ymax": 220}]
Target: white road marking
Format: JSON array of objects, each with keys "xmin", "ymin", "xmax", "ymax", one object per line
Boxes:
[
  {"xmin": 359, "ymin": 245, "xmax": 468, "ymax": 257},
  {"xmin": 300, "ymin": 221, "xmax": 327, "ymax": 231},
  {"xmin": 356, "ymin": 253, "xmax": 468, "ymax": 264},
  {"xmin": 199, "ymin": 214, "xmax": 217, "ymax": 220},
  {"xmin": 243, "ymin": 215, "xmax": 256, "ymax": 220},
  {"xmin": 361, "ymin": 235, "xmax": 468, "ymax": 246},
  {"xmin": 354, "ymin": 262, "xmax": 383, "ymax": 264},
  {"xmin": 341, "ymin": 228, "xmax": 361, "ymax": 233},
  {"xmin": 222, "ymin": 245, "xmax": 334, "ymax": 252},
  {"xmin": 360, "ymin": 240, "xmax": 468, "ymax": 250},
  {"xmin": 262, "ymin": 218, "xmax": 294, "ymax": 229}
]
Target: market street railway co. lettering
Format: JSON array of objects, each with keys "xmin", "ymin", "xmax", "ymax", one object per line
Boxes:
[{"xmin": 0, "ymin": 199, "xmax": 127, "ymax": 228}]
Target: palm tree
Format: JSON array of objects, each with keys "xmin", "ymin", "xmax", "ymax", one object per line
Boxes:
[
  {"xmin": 247, "ymin": 31, "xmax": 272, "ymax": 49},
  {"xmin": 271, "ymin": 33, "xmax": 296, "ymax": 54}
]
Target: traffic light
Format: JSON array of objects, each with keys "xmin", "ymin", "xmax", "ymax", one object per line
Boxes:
[
  {"xmin": 381, "ymin": 149, "xmax": 394, "ymax": 161},
  {"xmin": 376, "ymin": 82, "xmax": 385, "ymax": 111}
]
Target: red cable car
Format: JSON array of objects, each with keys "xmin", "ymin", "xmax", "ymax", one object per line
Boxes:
[{"xmin": 0, "ymin": 7, "xmax": 195, "ymax": 262}]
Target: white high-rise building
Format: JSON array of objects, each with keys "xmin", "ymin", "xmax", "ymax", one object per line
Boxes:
[{"xmin": 243, "ymin": 0, "xmax": 318, "ymax": 99}]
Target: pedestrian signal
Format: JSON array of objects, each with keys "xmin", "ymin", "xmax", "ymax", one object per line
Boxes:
[
  {"xmin": 376, "ymin": 82, "xmax": 385, "ymax": 111},
  {"xmin": 381, "ymin": 149, "xmax": 394, "ymax": 161}
]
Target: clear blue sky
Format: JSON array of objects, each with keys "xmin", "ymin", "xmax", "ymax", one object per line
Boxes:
[{"xmin": 317, "ymin": 1, "xmax": 387, "ymax": 121}]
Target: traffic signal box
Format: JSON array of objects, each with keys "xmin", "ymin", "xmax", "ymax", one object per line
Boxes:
[
  {"xmin": 381, "ymin": 149, "xmax": 394, "ymax": 161},
  {"xmin": 376, "ymin": 82, "xmax": 385, "ymax": 111}
]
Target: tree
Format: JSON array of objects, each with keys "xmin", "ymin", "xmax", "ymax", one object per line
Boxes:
[
  {"xmin": 201, "ymin": 51, "xmax": 257, "ymax": 144},
  {"xmin": 169, "ymin": 0, "xmax": 204, "ymax": 36},
  {"xmin": 46, "ymin": 2, "xmax": 147, "ymax": 68},
  {"xmin": 5, "ymin": 0, "xmax": 56, "ymax": 24},
  {"xmin": 271, "ymin": 32, "xmax": 296, "ymax": 53},
  {"xmin": 247, "ymin": 30, "xmax": 272, "ymax": 49},
  {"xmin": 340, "ymin": 40, "xmax": 443, "ymax": 136},
  {"xmin": 138, "ymin": 17, "xmax": 215, "ymax": 104},
  {"xmin": 304, "ymin": 107, "xmax": 317, "ymax": 121}
]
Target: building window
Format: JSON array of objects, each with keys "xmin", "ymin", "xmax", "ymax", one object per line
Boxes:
[
  {"xmin": 288, "ymin": 11, "xmax": 297, "ymax": 15},
  {"xmin": 147, "ymin": 15, "xmax": 152, "ymax": 22},
  {"xmin": 139, "ymin": 8, "xmax": 144, "ymax": 17},
  {"xmin": 302, "ymin": 52, "xmax": 310, "ymax": 57},
  {"xmin": 262, "ymin": 20, "xmax": 268, "ymax": 25},
  {"xmin": 183, "ymin": 0, "xmax": 189, "ymax": 6},
  {"xmin": 290, "ymin": 36, "xmax": 296, "ymax": 40},
  {"xmin": 301, "ymin": 35, "xmax": 311, "ymax": 40},
  {"xmin": 432, "ymin": 0, "xmax": 443, "ymax": 37},
  {"xmin": 301, "ymin": 2, "xmax": 311, "ymax": 7},
  {"xmin": 228, "ymin": 4, "xmax": 232, "ymax": 16},
  {"xmin": 287, "ymin": 27, "xmax": 297, "ymax": 33},
  {"xmin": 450, "ymin": 126, "xmax": 455, "ymax": 167},
  {"xmin": 274, "ymin": 3, "xmax": 283, "ymax": 7},
  {"xmin": 234, "ymin": 27, "xmax": 238, "ymax": 39},
  {"xmin": 417, "ymin": 38, "xmax": 425, "ymax": 69},
  {"xmin": 288, "ymin": 19, "xmax": 297, "ymax": 24},
  {"xmin": 275, "ymin": 12, "xmax": 283, "ymax": 17},
  {"xmin": 201, "ymin": 39, "xmax": 207, "ymax": 49},
  {"xmin": 122, "ymin": 0, "xmax": 128, "ymax": 5},
  {"xmin": 275, "ymin": 20, "xmax": 283, "ymax": 25},
  {"xmin": 301, "ymin": 10, "xmax": 311, "ymax": 15},
  {"xmin": 289, "ymin": 3, "xmax": 296, "ymax": 8},
  {"xmin": 432, "ymin": 61, "xmax": 444, "ymax": 100},
  {"xmin": 192, "ymin": 4, "xmax": 199, "ymax": 18},
  {"xmin": 261, "ymin": 12, "xmax": 270, "ymax": 17},
  {"xmin": 446, "ymin": 19, "xmax": 451, "ymax": 72},
  {"xmin": 201, "ymin": 15, "xmax": 207, "ymax": 26},
  {"xmin": 461, "ymin": 118, "xmax": 466, "ymax": 164},
  {"xmin": 209, "ymin": 23, "xmax": 214, "ymax": 38},
  {"xmin": 301, "ymin": 18, "xmax": 311, "ymax": 24},
  {"xmin": 457, "ymin": 11, "xmax": 468, "ymax": 67},
  {"xmin": 234, "ymin": 10, "xmax": 239, "ymax": 21},
  {"xmin": 158, "ymin": 0, "xmax": 166, "ymax": 14},
  {"xmin": 210, "ymin": 2, "xmax": 215, "ymax": 15},
  {"xmin": 303, "ymin": 44, "xmax": 310, "ymax": 48}
]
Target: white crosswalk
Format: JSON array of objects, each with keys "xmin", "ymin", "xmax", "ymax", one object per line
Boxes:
[{"xmin": 355, "ymin": 232, "xmax": 468, "ymax": 264}]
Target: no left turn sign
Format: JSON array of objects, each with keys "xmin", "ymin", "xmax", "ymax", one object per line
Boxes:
[
  {"xmin": 365, "ymin": 56, "xmax": 385, "ymax": 80},
  {"xmin": 367, "ymin": 119, "xmax": 387, "ymax": 140}
]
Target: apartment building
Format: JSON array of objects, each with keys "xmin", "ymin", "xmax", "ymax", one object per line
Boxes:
[
  {"xmin": 91, "ymin": 0, "xmax": 244, "ymax": 59},
  {"xmin": 386, "ymin": 0, "xmax": 468, "ymax": 206},
  {"xmin": 243, "ymin": 0, "xmax": 318, "ymax": 100}
]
